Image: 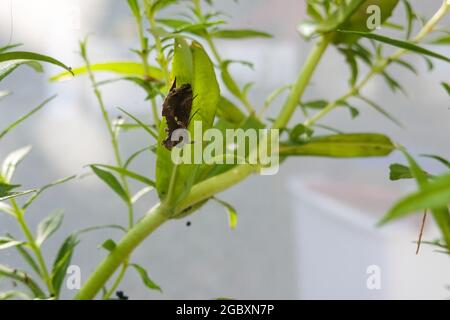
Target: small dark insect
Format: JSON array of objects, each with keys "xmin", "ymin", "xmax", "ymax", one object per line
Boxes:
[
  {"xmin": 162, "ymin": 78, "xmax": 193, "ymax": 150},
  {"xmin": 116, "ymin": 291, "xmax": 129, "ymax": 300},
  {"xmin": 186, "ymin": 221, "xmax": 191, "ymax": 227}
]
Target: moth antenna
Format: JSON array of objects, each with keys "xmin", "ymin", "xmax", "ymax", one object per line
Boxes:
[{"xmin": 187, "ymin": 108, "xmax": 200, "ymax": 127}]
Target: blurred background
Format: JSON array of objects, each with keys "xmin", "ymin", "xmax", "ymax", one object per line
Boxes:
[{"xmin": 0, "ymin": 0, "xmax": 449, "ymax": 299}]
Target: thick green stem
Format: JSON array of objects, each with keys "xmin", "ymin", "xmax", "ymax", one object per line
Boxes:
[{"xmin": 272, "ymin": 34, "xmax": 332, "ymax": 129}]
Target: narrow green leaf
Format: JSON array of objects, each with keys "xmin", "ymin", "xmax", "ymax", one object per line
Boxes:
[
  {"xmin": 52, "ymin": 234, "xmax": 79, "ymax": 294},
  {"xmin": 36, "ymin": 210, "xmax": 64, "ymax": 247},
  {"xmin": 0, "ymin": 182, "xmax": 21, "ymax": 197},
  {"xmin": 0, "ymin": 51, "xmax": 72, "ymax": 74},
  {"xmin": 216, "ymin": 96, "xmax": 246, "ymax": 125},
  {"xmin": 0, "ymin": 202, "xmax": 15, "ymax": 217},
  {"xmin": 421, "ymin": 154, "xmax": 450, "ymax": 170},
  {"xmin": 91, "ymin": 164, "xmax": 155, "ymax": 187},
  {"xmin": 441, "ymin": 82, "xmax": 450, "ymax": 96},
  {"xmin": 211, "ymin": 29, "xmax": 272, "ymax": 39},
  {"xmin": 357, "ymin": 95, "xmax": 403, "ymax": 127},
  {"xmin": 23, "ymin": 175, "xmax": 76, "ymax": 210},
  {"xmin": 15, "ymin": 244, "xmax": 42, "ymax": 277},
  {"xmin": 280, "ymin": 133, "xmax": 395, "ymax": 158},
  {"xmin": 131, "ymin": 264, "xmax": 162, "ymax": 292},
  {"xmin": 127, "ymin": 0, "xmax": 140, "ymax": 19},
  {"xmin": 1, "ymin": 146, "xmax": 32, "ymax": 182},
  {"xmin": 0, "ymin": 96, "xmax": 56, "ymax": 140},
  {"xmin": 50, "ymin": 61, "xmax": 162, "ymax": 82},
  {"xmin": 337, "ymin": 30, "xmax": 450, "ymax": 63},
  {"xmin": 90, "ymin": 166, "xmax": 129, "ymax": 204},
  {"xmin": 380, "ymin": 172, "xmax": 450, "ymax": 224},
  {"xmin": 118, "ymin": 108, "xmax": 158, "ymax": 139},
  {"xmin": 0, "ymin": 236, "xmax": 23, "ymax": 250},
  {"xmin": 214, "ymin": 198, "xmax": 238, "ymax": 229},
  {"xmin": 0, "ymin": 265, "xmax": 45, "ymax": 298}
]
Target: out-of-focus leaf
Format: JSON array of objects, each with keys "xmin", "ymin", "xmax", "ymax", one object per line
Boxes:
[
  {"xmin": 280, "ymin": 133, "xmax": 395, "ymax": 158},
  {"xmin": 429, "ymin": 34, "xmax": 450, "ymax": 45},
  {"xmin": 211, "ymin": 29, "xmax": 272, "ymax": 39},
  {"xmin": 15, "ymin": 244, "xmax": 41, "ymax": 277},
  {"xmin": 421, "ymin": 154, "xmax": 450, "ymax": 170},
  {"xmin": 380, "ymin": 172, "xmax": 450, "ymax": 224},
  {"xmin": 214, "ymin": 198, "xmax": 238, "ymax": 229},
  {"xmin": 0, "ymin": 96, "xmax": 56, "ymax": 140},
  {"xmin": 0, "ymin": 290, "xmax": 31, "ymax": 300},
  {"xmin": 394, "ymin": 59, "xmax": 418, "ymax": 75},
  {"xmin": 357, "ymin": 95, "xmax": 403, "ymax": 127},
  {"xmin": 402, "ymin": 0, "xmax": 415, "ymax": 39},
  {"xmin": 337, "ymin": 30, "xmax": 450, "ymax": 63},
  {"xmin": 0, "ymin": 202, "xmax": 15, "ymax": 217},
  {"xmin": 441, "ymin": 82, "xmax": 450, "ymax": 96},
  {"xmin": 0, "ymin": 182, "xmax": 21, "ymax": 197},
  {"xmin": 90, "ymin": 166, "xmax": 129, "ymax": 204},
  {"xmin": 50, "ymin": 61, "xmax": 162, "ymax": 82},
  {"xmin": 36, "ymin": 210, "xmax": 64, "ymax": 247},
  {"xmin": 22, "ymin": 175, "xmax": 76, "ymax": 210},
  {"xmin": 0, "ymin": 236, "xmax": 23, "ymax": 250},
  {"xmin": 289, "ymin": 124, "xmax": 314, "ymax": 142},
  {"xmin": 127, "ymin": 0, "xmax": 140, "ymax": 19},
  {"xmin": 389, "ymin": 163, "xmax": 413, "ymax": 180},
  {"xmin": 131, "ymin": 264, "xmax": 162, "ymax": 292},
  {"xmin": 1, "ymin": 146, "xmax": 32, "ymax": 182}
]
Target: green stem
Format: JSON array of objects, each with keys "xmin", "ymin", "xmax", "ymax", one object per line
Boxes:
[
  {"xmin": 10, "ymin": 199, "xmax": 54, "ymax": 296},
  {"xmin": 75, "ymin": 163, "xmax": 257, "ymax": 299},
  {"xmin": 304, "ymin": 0, "xmax": 449, "ymax": 127},
  {"xmin": 75, "ymin": 203, "xmax": 168, "ymax": 299},
  {"xmin": 102, "ymin": 260, "xmax": 128, "ymax": 300},
  {"xmin": 80, "ymin": 43, "xmax": 134, "ymax": 227},
  {"xmin": 272, "ymin": 34, "xmax": 332, "ymax": 129}
]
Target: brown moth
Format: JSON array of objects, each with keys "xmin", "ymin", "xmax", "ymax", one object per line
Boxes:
[{"xmin": 161, "ymin": 79, "xmax": 193, "ymax": 150}]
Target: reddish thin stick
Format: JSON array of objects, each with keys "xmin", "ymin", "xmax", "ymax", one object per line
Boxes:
[{"xmin": 416, "ymin": 210, "xmax": 428, "ymax": 255}]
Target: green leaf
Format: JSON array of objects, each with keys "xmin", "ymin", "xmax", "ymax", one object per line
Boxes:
[
  {"xmin": 357, "ymin": 95, "xmax": 403, "ymax": 127},
  {"xmin": 90, "ymin": 166, "xmax": 130, "ymax": 204},
  {"xmin": 0, "ymin": 51, "xmax": 72, "ymax": 73},
  {"xmin": 127, "ymin": 0, "xmax": 141, "ymax": 19},
  {"xmin": 336, "ymin": 30, "xmax": 450, "ymax": 63},
  {"xmin": 380, "ymin": 172, "xmax": 450, "ymax": 224},
  {"xmin": 421, "ymin": 154, "xmax": 450, "ymax": 170},
  {"xmin": 441, "ymin": 82, "xmax": 450, "ymax": 96},
  {"xmin": 280, "ymin": 133, "xmax": 395, "ymax": 158},
  {"xmin": 214, "ymin": 198, "xmax": 238, "ymax": 229},
  {"xmin": 118, "ymin": 108, "xmax": 158, "ymax": 140},
  {"xmin": 0, "ymin": 189, "xmax": 36, "ymax": 201},
  {"xmin": 429, "ymin": 34, "xmax": 450, "ymax": 45},
  {"xmin": 301, "ymin": 100, "xmax": 328, "ymax": 110},
  {"xmin": 0, "ymin": 95, "xmax": 56, "ymax": 140},
  {"xmin": 36, "ymin": 210, "xmax": 64, "ymax": 247},
  {"xmin": 0, "ymin": 202, "xmax": 15, "ymax": 217},
  {"xmin": 131, "ymin": 264, "xmax": 162, "ymax": 292},
  {"xmin": 289, "ymin": 124, "xmax": 314, "ymax": 142},
  {"xmin": 0, "ymin": 182, "xmax": 21, "ymax": 197},
  {"xmin": 90, "ymin": 164, "xmax": 155, "ymax": 187},
  {"xmin": 0, "ymin": 265, "xmax": 45, "ymax": 298},
  {"xmin": 1, "ymin": 146, "xmax": 32, "ymax": 182},
  {"xmin": 0, "ymin": 290, "xmax": 31, "ymax": 300},
  {"xmin": 0, "ymin": 236, "xmax": 23, "ymax": 250},
  {"xmin": 389, "ymin": 163, "xmax": 413, "ymax": 180},
  {"xmin": 50, "ymin": 61, "xmax": 162, "ymax": 82},
  {"xmin": 14, "ymin": 244, "xmax": 41, "ymax": 277},
  {"xmin": 51, "ymin": 234, "xmax": 79, "ymax": 294},
  {"xmin": 22, "ymin": 175, "xmax": 76, "ymax": 210},
  {"xmin": 216, "ymin": 96, "xmax": 246, "ymax": 125},
  {"xmin": 211, "ymin": 29, "xmax": 272, "ymax": 39},
  {"xmin": 156, "ymin": 40, "xmax": 220, "ymax": 202},
  {"xmin": 100, "ymin": 239, "xmax": 116, "ymax": 252}
]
